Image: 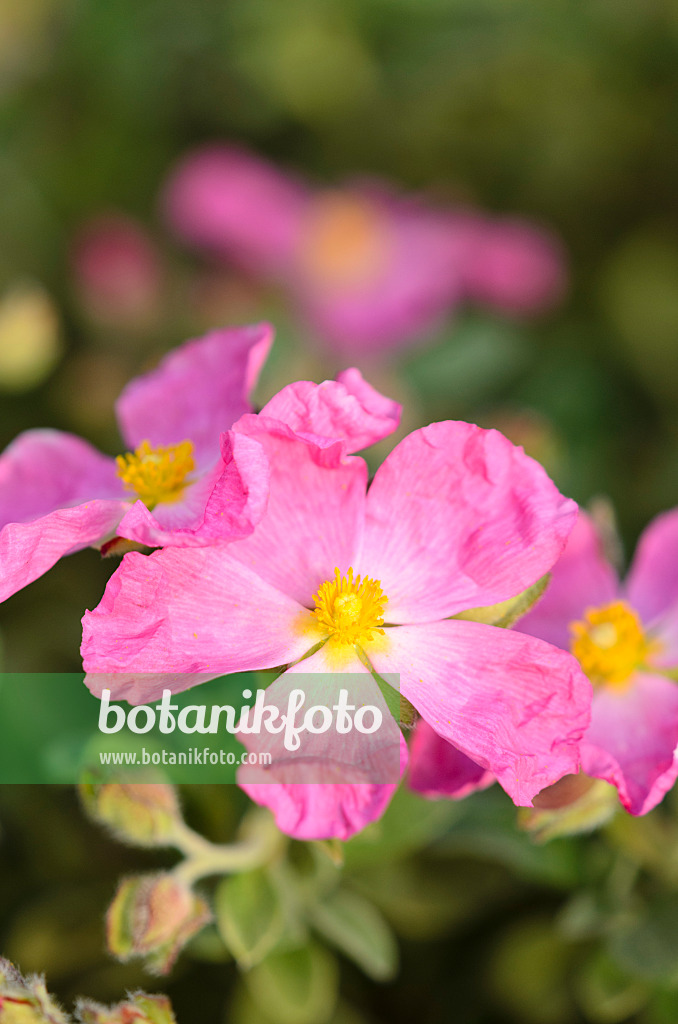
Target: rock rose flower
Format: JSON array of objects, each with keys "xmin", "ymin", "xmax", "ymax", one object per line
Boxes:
[
  {"xmin": 518, "ymin": 510, "xmax": 678, "ymax": 815},
  {"xmin": 0, "ymin": 324, "xmax": 273, "ymax": 603},
  {"xmin": 83, "ymin": 380, "xmax": 590, "ymax": 839},
  {"xmin": 162, "ymin": 145, "xmax": 566, "ymax": 355}
]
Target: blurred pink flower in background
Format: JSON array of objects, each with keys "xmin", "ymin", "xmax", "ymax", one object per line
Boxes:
[
  {"xmin": 459, "ymin": 218, "xmax": 567, "ymax": 317},
  {"xmin": 162, "ymin": 145, "xmax": 567, "ymax": 355},
  {"xmin": 71, "ymin": 213, "xmax": 164, "ymax": 329}
]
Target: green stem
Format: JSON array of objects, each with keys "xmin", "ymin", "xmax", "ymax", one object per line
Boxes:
[{"xmin": 171, "ymin": 811, "xmax": 284, "ymax": 885}]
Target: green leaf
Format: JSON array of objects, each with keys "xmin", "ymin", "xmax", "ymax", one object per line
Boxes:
[
  {"xmin": 403, "ymin": 315, "xmax": 528, "ymax": 407},
  {"xmin": 246, "ymin": 943, "xmax": 338, "ymax": 1024},
  {"xmin": 345, "ymin": 786, "xmax": 461, "ymax": 867},
  {"xmin": 489, "ymin": 916, "xmax": 574, "ymax": 1024},
  {"xmin": 216, "ymin": 869, "xmax": 285, "ymax": 969},
  {"xmin": 575, "ymin": 950, "xmax": 649, "ymax": 1024},
  {"xmin": 454, "ymin": 574, "xmax": 550, "ymax": 628},
  {"xmin": 607, "ymin": 897, "xmax": 678, "ymax": 983},
  {"xmin": 436, "ymin": 786, "xmax": 582, "ymax": 889},
  {"xmin": 309, "ymin": 888, "xmax": 398, "ymax": 981}
]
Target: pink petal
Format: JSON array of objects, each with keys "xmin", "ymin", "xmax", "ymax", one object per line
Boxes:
[
  {"xmin": 228, "ymin": 415, "xmax": 366, "ymax": 606},
  {"xmin": 238, "ymin": 645, "xmax": 405, "ymax": 840},
  {"xmin": 162, "ymin": 145, "xmax": 306, "ymax": 275},
  {"xmin": 366, "ymin": 618, "xmax": 591, "ymax": 806},
  {"xmin": 408, "ymin": 719, "xmax": 495, "ymax": 799},
  {"xmin": 0, "ymin": 429, "xmax": 126, "ymax": 601},
  {"xmin": 651, "ymin": 609, "xmax": 678, "ymax": 671},
  {"xmin": 115, "ymin": 324, "xmax": 273, "ymax": 465},
  {"xmin": 624, "ymin": 508, "xmax": 678, "ymax": 629},
  {"xmin": 0, "ymin": 429, "xmax": 122, "ymax": 527},
  {"xmin": 260, "ymin": 372, "xmax": 401, "ymax": 454},
  {"xmin": 115, "ymin": 431, "xmax": 269, "ymax": 548},
  {"xmin": 582, "ymin": 672, "xmax": 678, "ymax": 815},
  {"xmin": 0, "ymin": 499, "xmax": 127, "ymax": 603},
  {"xmin": 357, "ymin": 421, "xmax": 577, "ymax": 623},
  {"xmin": 81, "ymin": 546, "xmax": 312, "ymax": 705},
  {"xmin": 461, "ymin": 218, "xmax": 567, "ymax": 316},
  {"xmin": 238, "ymin": 780, "xmax": 399, "ymax": 842},
  {"xmin": 519, "ymin": 511, "xmax": 620, "ymax": 650}
]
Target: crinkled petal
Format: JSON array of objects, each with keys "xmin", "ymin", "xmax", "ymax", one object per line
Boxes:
[
  {"xmin": 260, "ymin": 371, "xmax": 401, "ymax": 454},
  {"xmin": 82, "ymin": 546, "xmax": 312, "ymax": 705},
  {"xmin": 366, "ymin": 618, "xmax": 591, "ymax": 806},
  {"xmin": 0, "ymin": 499, "xmax": 126, "ymax": 603},
  {"xmin": 228, "ymin": 415, "xmax": 366, "ymax": 605},
  {"xmin": 162, "ymin": 145, "xmax": 306, "ymax": 275},
  {"xmin": 238, "ymin": 645, "xmax": 405, "ymax": 840},
  {"xmin": 115, "ymin": 324, "xmax": 273, "ymax": 465},
  {"xmin": 115, "ymin": 432, "xmax": 269, "ymax": 548},
  {"xmin": 0, "ymin": 428, "xmax": 122, "ymax": 528},
  {"xmin": 582, "ymin": 672, "xmax": 678, "ymax": 816},
  {"xmin": 519, "ymin": 511, "xmax": 620, "ymax": 650},
  {"xmin": 357, "ymin": 421, "xmax": 577, "ymax": 623},
  {"xmin": 408, "ymin": 719, "xmax": 495, "ymax": 799},
  {"xmin": 625, "ymin": 508, "xmax": 678, "ymax": 629}
]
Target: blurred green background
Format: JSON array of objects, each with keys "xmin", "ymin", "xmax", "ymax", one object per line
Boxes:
[{"xmin": 1, "ymin": 1, "xmax": 678, "ymax": 1022}]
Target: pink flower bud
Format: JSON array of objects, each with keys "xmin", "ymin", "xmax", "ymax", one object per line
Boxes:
[
  {"xmin": 0, "ymin": 958, "xmax": 70, "ymax": 1023},
  {"xmin": 106, "ymin": 874, "xmax": 212, "ymax": 975},
  {"xmin": 79, "ymin": 781, "xmax": 182, "ymax": 848},
  {"xmin": 76, "ymin": 993, "xmax": 177, "ymax": 1024}
]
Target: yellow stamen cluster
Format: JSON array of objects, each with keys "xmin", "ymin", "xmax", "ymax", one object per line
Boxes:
[
  {"xmin": 570, "ymin": 600, "xmax": 656, "ymax": 688},
  {"xmin": 116, "ymin": 439, "xmax": 195, "ymax": 510},
  {"xmin": 312, "ymin": 567, "xmax": 388, "ymax": 646},
  {"xmin": 301, "ymin": 192, "xmax": 389, "ymax": 289}
]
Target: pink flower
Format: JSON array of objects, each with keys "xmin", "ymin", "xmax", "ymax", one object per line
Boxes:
[
  {"xmin": 518, "ymin": 511, "xmax": 678, "ymax": 815},
  {"xmin": 0, "ymin": 324, "xmax": 274, "ymax": 603},
  {"xmin": 163, "ymin": 146, "xmax": 566, "ymax": 355},
  {"xmin": 72, "ymin": 214, "xmax": 164, "ymax": 328},
  {"xmin": 82, "ymin": 389, "xmax": 590, "ymax": 840}
]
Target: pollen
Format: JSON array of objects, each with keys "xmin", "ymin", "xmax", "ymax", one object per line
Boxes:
[
  {"xmin": 569, "ymin": 600, "xmax": 658, "ymax": 688},
  {"xmin": 312, "ymin": 567, "xmax": 388, "ymax": 646},
  {"xmin": 116, "ymin": 439, "xmax": 195, "ymax": 510}
]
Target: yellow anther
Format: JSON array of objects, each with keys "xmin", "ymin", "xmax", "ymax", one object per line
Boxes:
[
  {"xmin": 116, "ymin": 439, "xmax": 195, "ymax": 510},
  {"xmin": 312, "ymin": 567, "xmax": 387, "ymax": 646},
  {"xmin": 570, "ymin": 600, "xmax": 658, "ymax": 688}
]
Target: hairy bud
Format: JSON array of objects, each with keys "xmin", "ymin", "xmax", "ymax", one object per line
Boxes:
[
  {"xmin": 106, "ymin": 874, "xmax": 212, "ymax": 975},
  {"xmin": 80, "ymin": 780, "xmax": 182, "ymax": 848},
  {"xmin": 76, "ymin": 993, "xmax": 177, "ymax": 1024},
  {"xmin": 0, "ymin": 958, "xmax": 70, "ymax": 1024}
]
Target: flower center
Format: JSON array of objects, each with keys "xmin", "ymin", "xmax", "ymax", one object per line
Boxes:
[
  {"xmin": 116, "ymin": 439, "xmax": 195, "ymax": 510},
  {"xmin": 300, "ymin": 192, "xmax": 390, "ymax": 290},
  {"xmin": 312, "ymin": 567, "xmax": 388, "ymax": 646},
  {"xmin": 569, "ymin": 600, "xmax": 656, "ymax": 687}
]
